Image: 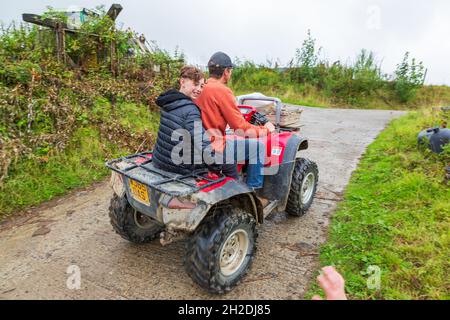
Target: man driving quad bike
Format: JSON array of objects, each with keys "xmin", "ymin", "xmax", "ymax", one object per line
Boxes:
[{"xmin": 195, "ymin": 52, "xmax": 276, "ymax": 190}]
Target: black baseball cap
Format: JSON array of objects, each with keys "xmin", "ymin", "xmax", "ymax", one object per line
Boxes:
[{"xmin": 208, "ymin": 51, "xmax": 236, "ymax": 69}]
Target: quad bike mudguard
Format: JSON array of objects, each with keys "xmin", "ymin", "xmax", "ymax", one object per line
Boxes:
[
  {"xmin": 107, "ymin": 154, "xmax": 259, "ymax": 232},
  {"xmin": 125, "ymin": 176, "xmax": 257, "ymax": 232},
  {"xmin": 257, "ymin": 133, "xmax": 308, "ymax": 212}
]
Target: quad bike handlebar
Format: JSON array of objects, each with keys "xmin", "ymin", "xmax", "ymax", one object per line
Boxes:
[
  {"xmin": 250, "ymin": 111, "xmax": 269, "ymax": 126},
  {"xmin": 237, "ymin": 94, "xmax": 283, "ymax": 127},
  {"xmin": 237, "ymin": 105, "xmax": 269, "ymax": 126}
]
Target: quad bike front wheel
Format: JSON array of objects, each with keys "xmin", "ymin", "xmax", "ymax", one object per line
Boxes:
[
  {"xmin": 184, "ymin": 207, "xmax": 257, "ymax": 294},
  {"xmin": 109, "ymin": 194, "xmax": 163, "ymax": 244},
  {"xmin": 286, "ymin": 158, "xmax": 319, "ymax": 217}
]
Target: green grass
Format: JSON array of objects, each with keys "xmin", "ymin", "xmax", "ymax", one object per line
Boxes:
[
  {"xmin": 0, "ymin": 101, "xmax": 160, "ymax": 221},
  {"xmin": 231, "ymin": 73, "xmax": 450, "ymax": 110},
  {"xmin": 307, "ymin": 109, "xmax": 449, "ymax": 300},
  {"xmin": 232, "ymin": 84, "xmax": 330, "ymax": 109},
  {"xmin": 91, "ymin": 98, "xmax": 160, "ymax": 133},
  {"xmin": 0, "ymin": 127, "xmax": 109, "ymax": 218},
  {"xmin": 232, "ymin": 83, "xmax": 411, "ymax": 110},
  {"xmin": 116, "ymin": 101, "xmax": 160, "ymax": 133}
]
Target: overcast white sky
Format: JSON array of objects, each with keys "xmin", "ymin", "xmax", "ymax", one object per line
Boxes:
[{"xmin": 1, "ymin": 0, "xmax": 449, "ymax": 84}]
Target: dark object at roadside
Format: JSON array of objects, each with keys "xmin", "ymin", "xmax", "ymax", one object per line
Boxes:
[
  {"xmin": 445, "ymin": 166, "xmax": 450, "ymax": 184},
  {"xmin": 418, "ymin": 127, "xmax": 450, "ymax": 154}
]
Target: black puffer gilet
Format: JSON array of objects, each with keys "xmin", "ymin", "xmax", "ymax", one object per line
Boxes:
[{"xmin": 152, "ymin": 89, "xmax": 209, "ymax": 175}]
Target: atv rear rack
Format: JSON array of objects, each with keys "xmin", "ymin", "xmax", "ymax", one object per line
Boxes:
[{"xmin": 105, "ymin": 152, "xmax": 227, "ymax": 197}]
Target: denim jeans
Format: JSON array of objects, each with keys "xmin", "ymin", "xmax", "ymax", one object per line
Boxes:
[{"xmin": 222, "ymin": 138, "xmax": 266, "ymax": 189}]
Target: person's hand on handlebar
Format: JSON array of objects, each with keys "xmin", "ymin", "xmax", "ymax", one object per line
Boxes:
[{"xmin": 264, "ymin": 122, "xmax": 276, "ymax": 133}]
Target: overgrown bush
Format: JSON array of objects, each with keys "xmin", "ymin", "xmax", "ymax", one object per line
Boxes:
[
  {"xmin": 0, "ymin": 6, "xmax": 184, "ymax": 187},
  {"xmin": 289, "ymin": 29, "xmax": 321, "ymax": 84},
  {"xmin": 231, "ymin": 61, "xmax": 281, "ymax": 90},
  {"xmin": 0, "ymin": 60, "xmax": 41, "ymax": 85},
  {"xmin": 231, "ymin": 30, "xmax": 442, "ymax": 108},
  {"xmin": 394, "ymin": 52, "xmax": 426, "ymax": 103}
]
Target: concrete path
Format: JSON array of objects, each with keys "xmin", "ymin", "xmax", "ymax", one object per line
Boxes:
[{"xmin": 0, "ymin": 107, "xmax": 405, "ymax": 300}]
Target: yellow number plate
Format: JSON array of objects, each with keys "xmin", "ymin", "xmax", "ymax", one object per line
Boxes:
[{"xmin": 129, "ymin": 179, "xmax": 150, "ymax": 206}]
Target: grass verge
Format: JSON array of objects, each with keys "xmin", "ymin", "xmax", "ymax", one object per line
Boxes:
[
  {"xmin": 0, "ymin": 101, "xmax": 159, "ymax": 221},
  {"xmin": 307, "ymin": 108, "xmax": 449, "ymax": 300},
  {"xmin": 232, "ymin": 85, "xmax": 330, "ymax": 109},
  {"xmin": 232, "ymin": 83, "xmax": 450, "ymax": 110}
]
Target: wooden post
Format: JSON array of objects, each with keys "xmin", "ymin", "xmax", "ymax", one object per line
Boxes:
[
  {"xmin": 111, "ymin": 28, "xmax": 118, "ymax": 77},
  {"xmin": 55, "ymin": 22, "xmax": 66, "ymax": 64},
  {"xmin": 166, "ymin": 62, "xmax": 171, "ymax": 87},
  {"xmin": 107, "ymin": 4, "xmax": 123, "ymax": 77},
  {"xmin": 107, "ymin": 4, "xmax": 123, "ymax": 21}
]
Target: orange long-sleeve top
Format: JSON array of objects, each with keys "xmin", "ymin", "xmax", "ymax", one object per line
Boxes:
[{"xmin": 195, "ymin": 78, "xmax": 269, "ymax": 152}]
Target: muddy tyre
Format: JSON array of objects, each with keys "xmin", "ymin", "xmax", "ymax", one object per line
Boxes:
[
  {"xmin": 184, "ymin": 208, "xmax": 257, "ymax": 294},
  {"xmin": 286, "ymin": 158, "xmax": 318, "ymax": 217},
  {"xmin": 109, "ymin": 194, "xmax": 163, "ymax": 244}
]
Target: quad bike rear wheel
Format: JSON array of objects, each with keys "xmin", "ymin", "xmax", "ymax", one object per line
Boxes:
[
  {"xmin": 184, "ymin": 207, "xmax": 257, "ymax": 294},
  {"xmin": 286, "ymin": 158, "xmax": 319, "ymax": 217},
  {"xmin": 109, "ymin": 194, "xmax": 163, "ymax": 244}
]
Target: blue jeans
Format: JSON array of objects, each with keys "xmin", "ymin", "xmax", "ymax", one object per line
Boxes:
[{"xmin": 223, "ymin": 138, "xmax": 266, "ymax": 189}]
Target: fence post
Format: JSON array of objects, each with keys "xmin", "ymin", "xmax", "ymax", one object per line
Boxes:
[
  {"xmin": 111, "ymin": 28, "xmax": 118, "ymax": 77},
  {"xmin": 55, "ymin": 22, "xmax": 66, "ymax": 64},
  {"xmin": 106, "ymin": 4, "xmax": 123, "ymax": 77}
]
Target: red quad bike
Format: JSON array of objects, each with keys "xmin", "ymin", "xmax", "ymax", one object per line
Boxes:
[{"xmin": 106, "ymin": 95, "xmax": 319, "ymax": 294}]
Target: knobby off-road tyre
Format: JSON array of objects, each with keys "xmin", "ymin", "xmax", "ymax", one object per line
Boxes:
[
  {"xmin": 109, "ymin": 194, "xmax": 163, "ymax": 244},
  {"xmin": 286, "ymin": 158, "xmax": 319, "ymax": 217},
  {"xmin": 184, "ymin": 207, "xmax": 257, "ymax": 294}
]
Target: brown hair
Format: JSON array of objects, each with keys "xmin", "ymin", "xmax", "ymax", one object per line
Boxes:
[
  {"xmin": 180, "ymin": 66, "xmax": 204, "ymax": 85},
  {"xmin": 208, "ymin": 65, "xmax": 227, "ymax": 79}
]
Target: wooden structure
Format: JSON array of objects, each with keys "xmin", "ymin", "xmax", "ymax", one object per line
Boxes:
[{"xmin": 22, "ymin": 4, "xmax": 123, "ymax": 74}]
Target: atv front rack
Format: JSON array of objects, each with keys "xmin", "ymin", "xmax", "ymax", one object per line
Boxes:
[{"xmin": 105, "ymin": 152, "xmax": 227, "ymax": 197}]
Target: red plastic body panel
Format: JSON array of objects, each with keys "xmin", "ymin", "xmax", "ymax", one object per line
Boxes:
[
  {"xmin": 133, "ymin": 153, "xmax": 152, "ymax": 165},
  {"xmin": 198, "ymin": 172, "xmax": 235, "ymax": 193},
  {"xmin": 238, "ymin": 105, "xmax": 258, "ymax": 122}
]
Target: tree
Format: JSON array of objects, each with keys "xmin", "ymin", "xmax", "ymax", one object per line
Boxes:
[
  {"xmin": 394, "ymin": 52, "xmax": 426, "ymax": 103},
  {"xmin": 291, "ymin": 30, "xmax": 321, "ymax": 84}
]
